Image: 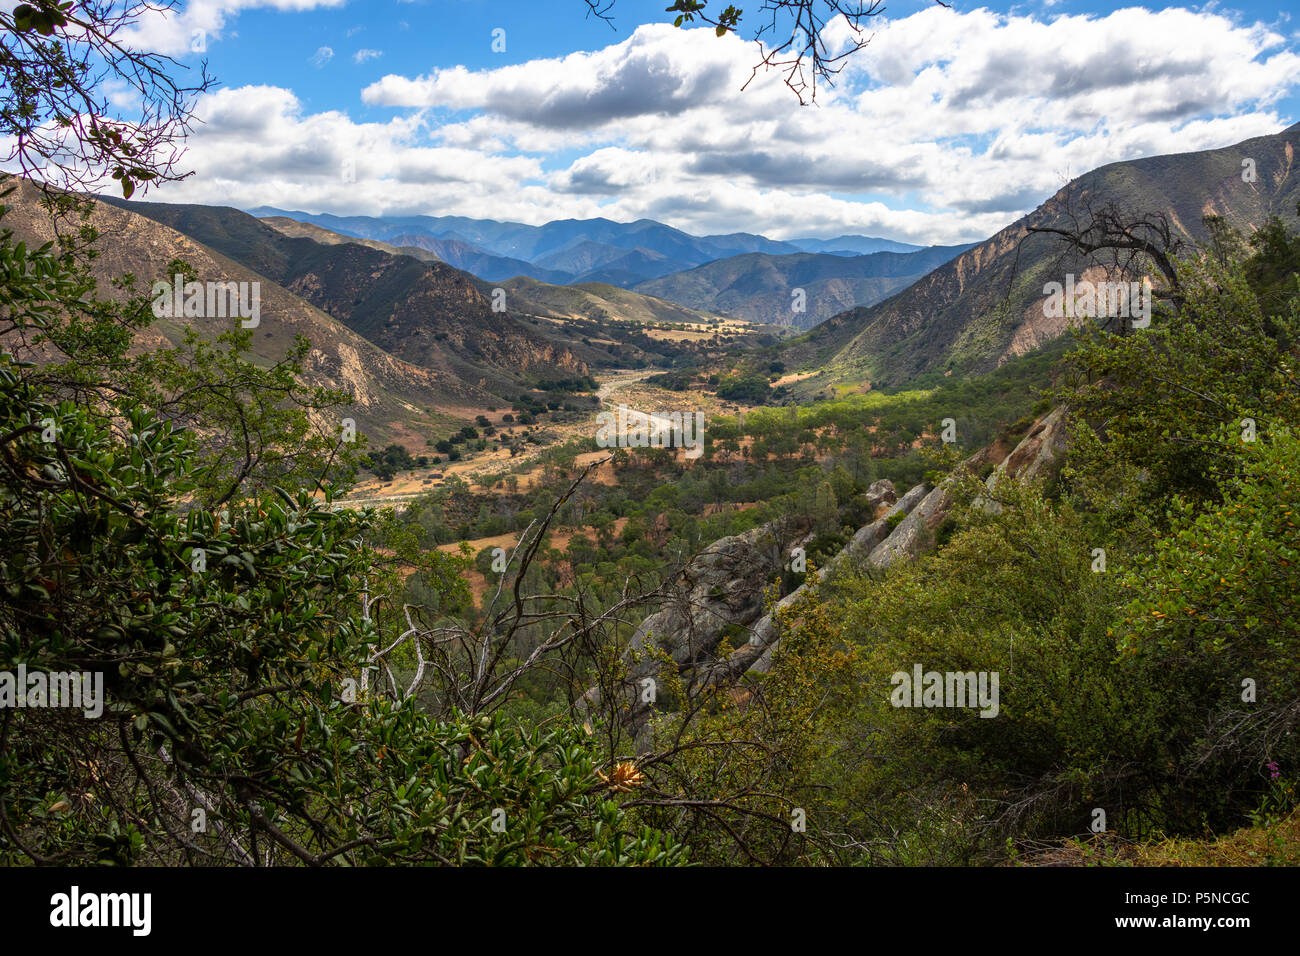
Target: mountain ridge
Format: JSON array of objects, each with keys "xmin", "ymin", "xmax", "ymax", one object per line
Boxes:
[
  {"xmin": 634, "ymin": 243, "xmax": 975, "ymax": 329},
  {"xmin": 0, "ymin": 180, "xmax": 501, "ymax": 446},
  {"xmin": 93, "ymin": 195, "xmax": 592, "ymax": 398},
  {"xmin": 776, "ymin": 121, "xmax": 1300, "ymax": 389}
]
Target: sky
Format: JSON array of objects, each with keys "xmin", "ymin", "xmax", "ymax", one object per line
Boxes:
[{"xmin": 39, "ymin": 0, "xmax": 1300, "ymax": 243}]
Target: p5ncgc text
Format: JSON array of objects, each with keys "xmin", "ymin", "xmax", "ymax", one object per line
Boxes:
[{"xmin": 1125, "ymin": 891, "xmax": 1251, "ymax": 908}]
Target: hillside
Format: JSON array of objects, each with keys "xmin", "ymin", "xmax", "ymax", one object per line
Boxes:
[
  {"xmin": 0, "ymin": 180, "xmax": 495, "ymax": 444},
  {"xmin": 265, "ymin": 215, "xmax": 567, "ymax": 285},
  {"xmin": 95, "ymin": 196, "xmax": 589, "ymax": 397},
  {"xmin": 256, "ymin": 215, "xmax": 772, "ymax": 367},
  {"xmin": 260, "ymin": 216, "xmax": 444, "ymax": 263},
  {"xmin": 776, "ymin": 122, "xmax": 1300, "ymax": 389},
  {"xmin": 634, "ymin": 244, "xmax": 972, "ymax": 328},
  {"xmin": 499, "ymin": 275, "xmax": 731, "ymax": 327}
]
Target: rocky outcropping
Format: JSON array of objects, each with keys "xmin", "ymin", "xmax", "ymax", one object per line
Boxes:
[
  {"xmin": 623, "ymin": 518, "xmax": 798, "ymax": 672},
  {"xmin": 577, "ymin": 481, "xmax": 932, "ymax": 738},
  {"xmin": 976, "ymin": 405, "xmax": 1069, "ymax": 515},
  {"xmin": 575, "ymin": 515, "xmax": 808, "ymax": 730},
  {"xmin": 710, "ymin": 480, "xmax": 927, "ymax": 682}
]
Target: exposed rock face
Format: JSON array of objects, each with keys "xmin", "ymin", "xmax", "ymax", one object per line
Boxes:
[
  {"xmin": 866, "ymin": 473, "xmax": 970, "ymax": 568},
  {"xmin": 584, "ymin": 406, "xmax": 1074, "ymax": 749},
  {"xmin": 623, "ymin": 519, "xmax": 797, "ymax": 672},
  {"xmin": 579, "ymin": 481, "xmax": 936, "ymax": 740},
  {"xmin": 997, "ymin": 405, "xmax": 1069, "ymax": 484},
  {"xmin": 861, "ymin": 479, "xmax": 898, "ymax": 515},
  {"xmin": 716, "ymin": 480, "xmax": 926, "ymax": 680},
  {"xmin": 977, "ymin": 405, "xmax": 1070, "ymax": 514},
  {"xmin": 775, "ymin": 122, "xmax": 1300, "ymax": 389},
  {"xmin": 577, "ymin": 516, "xmax": 808, "ymax": 732}
]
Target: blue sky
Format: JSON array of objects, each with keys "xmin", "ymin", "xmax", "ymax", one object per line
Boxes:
[{"xmin": 100, "ymin": 0, "xmax": 1300, "ymax": 243}]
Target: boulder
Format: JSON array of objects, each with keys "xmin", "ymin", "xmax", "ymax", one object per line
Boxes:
[
  {"xmin": 705, "ymin": 481, "xmax": 928, "ymax": 681},
  {"xmin": 978, "ymin": 405, "xmax": 1069, "ymax": 514}
]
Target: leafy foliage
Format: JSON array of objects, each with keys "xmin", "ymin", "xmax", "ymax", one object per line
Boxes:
[{"xmin": 0, "ymin": 220, "xmax": 682, "ymax": 867}]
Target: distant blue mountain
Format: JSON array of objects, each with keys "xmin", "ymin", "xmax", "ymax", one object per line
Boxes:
[
  {"xmin": 788, "ymin": 235, "xmax": 924, "ymax": 256},
  {"xmin": 634, "ymin": 244, "xmax": 976, "ymax": 330},
  {"xmin": 247, "ymin": 206, "xmax": 809, "ymax": 286},
  {"xmin": 382, "ymin": 234, "xmax": 571, "ymax": 284},
  {"xmin": 245, "ymin": 208, "xmax": 940, "ymax": 292}
]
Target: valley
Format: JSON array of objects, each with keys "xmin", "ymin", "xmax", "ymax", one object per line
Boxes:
[{"xmin": 3, "ymin": 0, "xmax": 1300, "ymax": 889}]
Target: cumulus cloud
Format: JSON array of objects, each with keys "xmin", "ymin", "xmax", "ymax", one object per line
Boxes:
[
  {"xmin": 122, "ymin": 0, "xmax": 347, "ymax": 57},
  {"xmin": 149, "ymin": 86, "xmax": 544, "ymax": 216},
  {"xmin": 548, "ymin": 148, "xmax": 660, "ymax": 195},
  {"xmin": 143, "ymin": 10, "xmax": 1298, "ymax": 244},
  {"xmin": 361, "ymin": 25, "xmax": 755, "ymax": 126}
]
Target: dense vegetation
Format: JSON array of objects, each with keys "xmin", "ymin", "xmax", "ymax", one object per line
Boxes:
[
  {"xmin": 4, "ymin": 177, "xmax": 1298, "ymax": 864},
  {"xmin": 0, "ymin": 190, "xmax": 683, "ymax": 866},
  {"xmin": 0, "ymin": 0, "xmax": 1296, "ymax": 862}
]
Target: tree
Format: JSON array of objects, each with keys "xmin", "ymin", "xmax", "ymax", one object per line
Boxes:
[
  {"xmin": 1056, "ymin": 231, "xmax": 1300, "ymax": 515},
  {"xmin": 1244, "ymin": 204, "xmax": 1300, "ymax": 326},
  {"xmin": 0, "ymin": 337, "xmax": 683, "ymax": 866},
  {"xmin": 0, "ymin": 0, "xmax": 214, "ymax": 197},
  {"xmin": 0, "ymin": 227, "xmax": 363, "ymax": 506},
  {"xmin": 0, "ymin": 0, "xmax": 695, "ymax": 869},
  {"xmin": 812, "ymin": 477, "xmax": 838, "ymax": 535},
  {"xmin": 1118, "ymin": 427, "xmax": 1300, "ymax": 788},
  {"xmin": 1024, "ymin": 192, "xmax": 1187, "ymax": 322}
]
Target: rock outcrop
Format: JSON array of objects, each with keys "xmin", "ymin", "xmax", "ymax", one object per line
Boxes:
[
  {"xmin": 575, "ymin": 515, "xmax": 808, "ymax": 731},
  {"xmin": 976, "ymin": 405, "xmax": 1069, "ymax": 514},
  {"xmin": 623, "ymin": 518, "xmax": 798, "ymax": 673},
  {"xmin": 712, "ymin": 480, "xmax": 927, "ymax": 681}
]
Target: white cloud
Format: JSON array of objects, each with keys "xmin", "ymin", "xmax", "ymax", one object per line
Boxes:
[
  {"xmin": 361, "ymin": 25, "xmax": 754, "ymax": 126},
  {"xmin": 353, "ymin": 48, "xmax": 383, "ymax": 65},
  {"xmin": 122, "ymin": 0, "xmax": 347, "ymax": 57},
  {"xmin": 311, "ymin": 46, "xmax": 334, "ymax": 68},
  {"xmin": 146, "ymin": 11, "xmax": 1298, "ymax": 244},
  {"xmin": 150, "ymin": 86, "xmax": 544, "ymax": 216},
  {"xmin": 100, "ymin": 78, "xmax": 143, "ymax": 112}
]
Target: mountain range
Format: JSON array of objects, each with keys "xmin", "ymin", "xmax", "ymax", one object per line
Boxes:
[
  {"xmin": 94, "ymin": 197, "xmax": 589, "ymax": 393},
  {"xmin": 244, "ymin": 207, "xmax": 799, "ymax": 284},
  {"xmin": 257, "ymin": 216, "xmax": 729, "ymax": 329},
  {"xmin": 787, "ymin": 235, "xmax": 923, "ymax": 256},
  {"xmin": 1, "ymin": 185, "xmax": 783, "ymax": 445},
  {"xmin": 2, "ymin": 180, "xmax": 494, "ymax": 446},
  {"xmin": 246, "ymin": 206, "xmax": 965, "ymax": 324},
  {"xmin": 8, "ymin": 123, "xmax": 1296, "ymax": 447}
]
